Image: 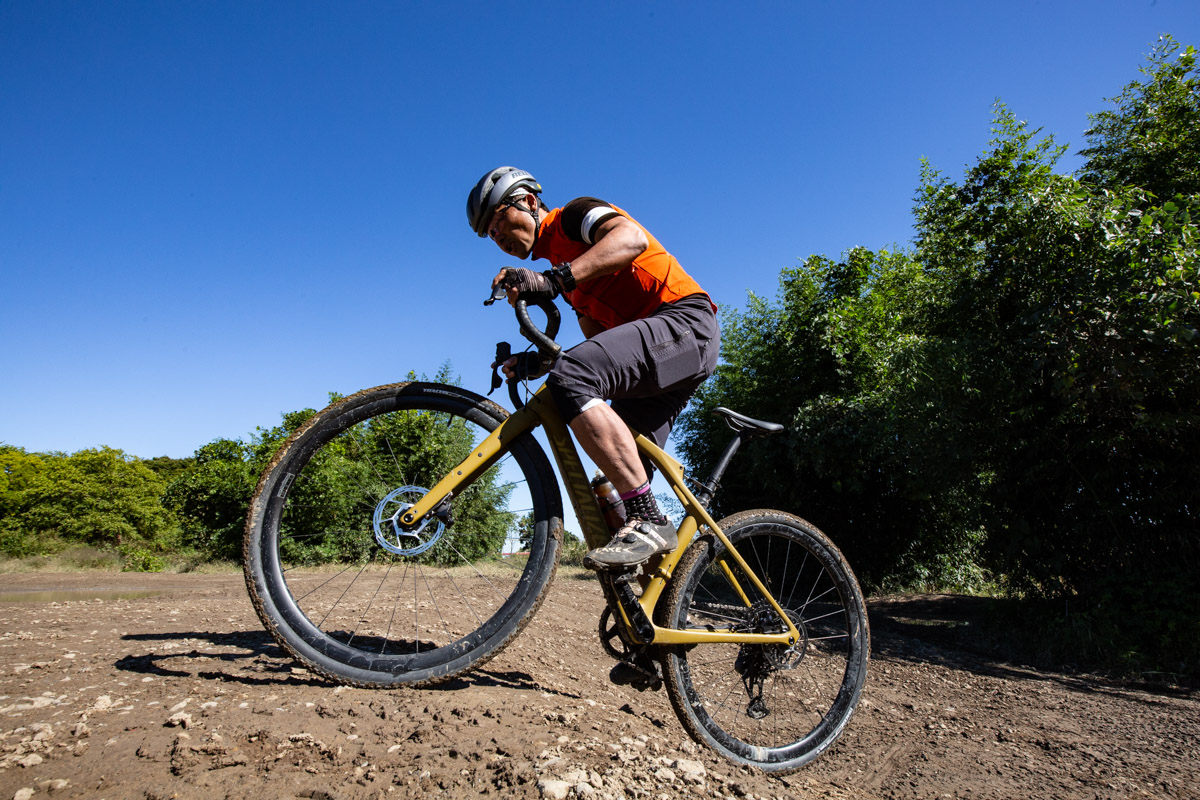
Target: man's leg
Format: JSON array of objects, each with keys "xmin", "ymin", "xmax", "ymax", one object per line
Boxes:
[
  {"xmin": 568, "ymin": 402, "xmax": 645, "ymax": 496},
  {"xmin": 568, "ymin": 398, "xmax": 683, "ymax": 572},
  {"xmin": 545, "ymin": 299, "xmax": 717, "ymax": 569},
  {"xmin": 569, "ymin": 399, "xmax": 673, "ymax": 547}
]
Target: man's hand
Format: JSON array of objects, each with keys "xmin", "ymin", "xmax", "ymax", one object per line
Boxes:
[
  {"xmin": 497, "ymin": 354, "xmax": 520, "ymax": 380},
  {"xmin": 491, "ymin": 267, "xmax": 559, "ymax": 306},
  {"xmin": 494, "ymin": 353, "xmax": 548, "ymax": 382}
]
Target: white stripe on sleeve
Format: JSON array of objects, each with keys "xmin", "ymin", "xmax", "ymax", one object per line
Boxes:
[{"xmin": 580, "ymin": 206, "xmax": 619, "ymax": 245}]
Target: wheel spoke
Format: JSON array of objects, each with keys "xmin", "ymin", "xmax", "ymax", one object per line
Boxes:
[
  {"xmin": 347, "ymin": 556, "xmax": 391, "ymax": 647},
  {"xmin": 662, "ymin": 516, "xmax": 868, "ymax": 772},
  {"xmin": 318, "ymin": 559, "xmax": 372, "ymax": 628},
  {"xmin": 245, "ymin": 384, "xmax": 559, "ymax": 688}
]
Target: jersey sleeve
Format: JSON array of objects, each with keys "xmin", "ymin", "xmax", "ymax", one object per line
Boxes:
[{"xmin": 560, "ymin": 197, "xmax": 621, "ymax": 245}]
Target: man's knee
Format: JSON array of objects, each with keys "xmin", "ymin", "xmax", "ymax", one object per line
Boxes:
[
  {"xmin": 545, "ymin": 340, "xmax": 611, "ymax": 423},
  {"xmin": 545, "ymin": 369, "xmax": 599, "ymax": 424}
]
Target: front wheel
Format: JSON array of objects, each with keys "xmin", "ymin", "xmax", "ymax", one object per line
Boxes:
[
  {"xmin": 243, "ymin": 382, "xmax": 563, "ymax": 687},
  {"xmin": 661, "ymin": 510, "xmax": 869, "ymax": 773}
]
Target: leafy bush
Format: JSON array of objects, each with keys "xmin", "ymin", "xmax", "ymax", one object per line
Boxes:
[
  {"xmin": 121, "ymin": 546, "xmax": 167, "ymax": 573},
  {"xmin": 1, "ymin": 445, "xmax": 179, "ymax": 557},
  {"xmin": 559, "ymin": 533, "xmax": 589, "ymax": 568},
  {"xmin": 163, "ymin": 372, "xmax": 517, "ymax": 567},
  {"xmin": 678, "ymin": 37, "xmax": 1199, "ymax": 674},
  {"xmin": 162, "ymin": 438, "xmax": 260, "ymax": 561}
]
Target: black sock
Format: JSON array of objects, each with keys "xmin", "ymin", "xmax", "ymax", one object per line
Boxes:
[{"xmin": 620, "ymin": 483, "xmax": 667, "ymax": 525}]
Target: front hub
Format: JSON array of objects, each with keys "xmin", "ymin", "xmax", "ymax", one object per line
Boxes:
[{"xmin": 372, "ymin": 486, "xmax": 446, "ymax": 556}]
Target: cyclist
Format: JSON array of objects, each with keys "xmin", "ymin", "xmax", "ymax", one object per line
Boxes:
[{"xmin": 468, "ymin": 166, "xmax": 719, "ymax": 571}]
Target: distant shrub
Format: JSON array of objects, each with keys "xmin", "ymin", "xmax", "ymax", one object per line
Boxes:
[
  {"xmin": 560, "ymin": 534, "xmax": 589, "ymax": 568},
  {"xmin": 121, "ymin": 546, "xmax": 166, "ymax": 573}
]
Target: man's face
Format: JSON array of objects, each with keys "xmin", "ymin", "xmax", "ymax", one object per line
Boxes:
[{"xmin": 487, "ymin": 194, "xmax": 537, "ymax": 259}]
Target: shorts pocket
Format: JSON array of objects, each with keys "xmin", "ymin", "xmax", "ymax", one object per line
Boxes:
[{"xmin": 647, "ymin": 325, "xmax": 703, "ymax": 389}]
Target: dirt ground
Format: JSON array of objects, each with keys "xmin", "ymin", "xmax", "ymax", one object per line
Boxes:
[{"xmin": 0, "ymin": 571, "xmax": 1195, "ymax": 800}]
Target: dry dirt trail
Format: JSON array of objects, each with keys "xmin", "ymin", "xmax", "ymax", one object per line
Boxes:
[{"xmin": 0, "ymin": 571, "xmax": 1195, "ymax": 800}]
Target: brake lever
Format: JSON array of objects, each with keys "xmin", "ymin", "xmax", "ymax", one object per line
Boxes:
[
  {"xmin": 483, "ymin": 278, "xmax": 559, "ymax": 412},
  {"xmin": 483, "ymin": 283, "xmax": 507, "ymax": 306},
  {"xmin": 488, "ymin": 342, "xmax": 512, "ymax": 396}
]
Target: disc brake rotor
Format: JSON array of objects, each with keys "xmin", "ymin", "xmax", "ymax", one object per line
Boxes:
[{"xmin": 372, "ymin": 486, "xmax": 446, "ymax": 556}]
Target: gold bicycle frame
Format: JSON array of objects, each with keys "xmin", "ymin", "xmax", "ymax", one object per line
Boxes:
[{"xmin": 399, "ymin": 385, "xmax": 800, "ymax": 648}]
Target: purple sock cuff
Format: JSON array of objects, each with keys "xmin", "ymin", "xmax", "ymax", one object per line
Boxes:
[{"xmin": 619, "ymin": 482, "xmax": 651, "ymax": 502}]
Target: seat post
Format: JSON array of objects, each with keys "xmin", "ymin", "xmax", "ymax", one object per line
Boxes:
[
  {"xmin": 691, "ymin": 408, "xmax": 785, "ymax": 510},
  {"xmin": 693, "ymin": 433, "xmax": 746, "ymax": 509}
]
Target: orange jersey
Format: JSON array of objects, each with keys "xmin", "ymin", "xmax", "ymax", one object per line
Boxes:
[{"xmin": 530, "ymin": 200, "xmax": 715, "ymax": 331}]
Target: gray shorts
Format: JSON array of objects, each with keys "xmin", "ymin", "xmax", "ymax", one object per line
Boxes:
[{"xmin": 545, "ymin": 293, "xmax": 720, "ymax": 452}]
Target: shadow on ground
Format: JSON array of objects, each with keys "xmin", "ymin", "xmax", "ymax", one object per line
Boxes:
[
  {"xmin": 116, "ymin": 628, "xmax": 575, "ymax": 696},
  {"xmin": 868, "ymin": 594, "xmax": 1197, "ymax": 700}
]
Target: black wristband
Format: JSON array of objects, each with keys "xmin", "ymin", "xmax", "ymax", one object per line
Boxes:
[{"xmin": 552, "ymin": 261, "xmax": 577, "ymax": 292}]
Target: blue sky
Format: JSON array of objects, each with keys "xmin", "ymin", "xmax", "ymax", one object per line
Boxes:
[{"xmin": 3, "ymin": 1, "xmax": 1199, "ymax": 462}]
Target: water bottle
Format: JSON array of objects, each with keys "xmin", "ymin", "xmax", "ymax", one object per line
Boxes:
[{"xmin": 590, "ymin": 471, "xmax": 626, "ymax": 534}]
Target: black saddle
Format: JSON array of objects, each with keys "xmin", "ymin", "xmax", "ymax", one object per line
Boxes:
[{"xmin": 713, "ymin": 407, "xmax": 785, "ymax": 437}]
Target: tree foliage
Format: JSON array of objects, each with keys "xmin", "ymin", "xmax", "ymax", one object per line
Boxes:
[
  {"xmin": 161, "ymin": 438, "xmax": 264, "ymax": 561},
  {"xmin": 161, "ymin": 370, "xmax": 515, "ymax": 566},
  {"xmin": 1078, "ymin": 37, "xmax": 1200, "ymax": 199},
  {"xmin": 141, "ymin": 455, "xmax": 196, "ymax": 485},
  {"xmin": 6, "ymin": 366, "xmax": 517, "ymax": 570},
  {"xmin": 1, "ymin": 445, "xmax": 178, "ymax": 566},
  {"xmin": 678, "ymin": 37, "xmax": 1199, "ymax": 672}
]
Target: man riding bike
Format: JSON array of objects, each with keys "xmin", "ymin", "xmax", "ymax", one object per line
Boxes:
[{"xmin": 467, "ymin": 166, "xmax": 719, "ymax": 571}]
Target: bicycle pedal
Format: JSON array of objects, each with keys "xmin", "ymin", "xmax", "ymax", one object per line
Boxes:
[{"xmin": 609, "ymin": 660, "xmax": 662, "ymax": 692}]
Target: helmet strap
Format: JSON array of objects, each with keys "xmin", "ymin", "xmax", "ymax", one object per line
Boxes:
[
  {"xmin": 528, "ymin": 205, "xmax": 541, "ymax": 249},
  {"xmin": 495, "ymin": 193, "xmax": 542, "ymax": 252},
  {"xmin": 513, "ymin": 193, "xmax": 540, "ymax": 250}
]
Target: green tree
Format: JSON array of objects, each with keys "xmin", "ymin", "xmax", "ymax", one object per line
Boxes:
[
  {"xmin": 678, "ymin": 40, "xmax": 1199, "ymax": 671},
  {"xmin": 677, "ymin": 247, "xmax": 986, "ymax": 590},
  {"xmin": 163, "ymin": 409, "xmax": 315, "ymax": 561},
  {"xmin": 515, "ymin": 513, "xmax": 535, "ymax": 551},
  {"xmin": 1, "ymin": 446, "xmax": 178, "ymax": 564},
  {"xmin": 915, "ymin": 106, "xmax": 1199, "ymax": 590},
  {"xmin": 162, "ymin": 438, "xmax": 260, "ymax": 561},
  {"xmin": 1078, "ymin": 36, "xmax": 1199, "ymax": 199},
  {"xmin": 164, "ymin": 369, "xmax": 518, "ymax": 566},
  {"xmin": 1, "ymin": 446, "xmax": 45, "ymax": 519},
  {"xmin": 1, "ymin": 446, "xmax": 48, "ymax": 557},
  {"xmin": 141, "ymin": 455, "xmax": 196, "ymax": 485}
]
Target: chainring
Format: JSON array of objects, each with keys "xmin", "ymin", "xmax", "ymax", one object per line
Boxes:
[{"xmin": 598, "ymin": 607, "xmax": 636, "ymax": 661}]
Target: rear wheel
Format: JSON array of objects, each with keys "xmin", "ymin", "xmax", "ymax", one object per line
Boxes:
[
  {"xmin": 661, "ymin": 510, "xmax": 869, "ymax": 772},
  {"xmin": 243, "ymin": 382, "xmax": 562, "ymax": 687}
]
